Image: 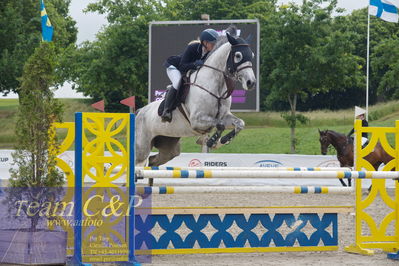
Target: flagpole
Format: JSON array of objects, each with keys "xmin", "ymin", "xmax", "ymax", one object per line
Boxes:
[{"xmin": 366, "ymin": 7, "xmax": 370, "ymax": 121}]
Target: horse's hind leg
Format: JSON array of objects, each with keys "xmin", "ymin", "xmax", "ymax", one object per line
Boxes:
[
  {"xmin": 339, "ymin": 178, "xmax": 348, "ymax": 187},
  {"xmin": 135, "ymin": 132, "xmax": 152, "ymax": 183},
  {"xmin": 148, "ymin": 136, "xmax": 181, "ymax": 186}
]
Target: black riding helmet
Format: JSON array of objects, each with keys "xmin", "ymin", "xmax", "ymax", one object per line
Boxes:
[{"xmin": 200, "ymin": 29, "xmax": 219, "ymax": 43}]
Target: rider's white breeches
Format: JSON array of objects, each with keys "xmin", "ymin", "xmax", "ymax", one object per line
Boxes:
[
  {"xmin": 166, "ymin": 66, "xmax": 182, "ymax": 90},
  {"xmin": 361, "ymin": 137, "xmax": 368, "ymax": 146}
]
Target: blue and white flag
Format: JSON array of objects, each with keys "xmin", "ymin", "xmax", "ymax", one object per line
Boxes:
[
  {"xmin": 40, "ymin": 0, "xmax": 53, "ymax": 41},
  {"xmin": 386, "ymin": 0, "xmax": 399, "ymax": 8},
  {"xmin": 369, "ymin": 0, "xmax": 399, "ymax": 22}
]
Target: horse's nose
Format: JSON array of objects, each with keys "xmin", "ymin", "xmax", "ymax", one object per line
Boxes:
[{"xmin": 247, "ymin": 79, "xmax": 256, "ymax": 90}]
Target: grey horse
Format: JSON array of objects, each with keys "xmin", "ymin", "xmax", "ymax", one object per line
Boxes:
[{"xmin": 136, "ymin": 32, "xmax": 256, "ymax": 181}]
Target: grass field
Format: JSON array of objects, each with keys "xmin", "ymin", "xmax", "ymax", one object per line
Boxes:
[
  {"xmin": 0, "ymin": 98, "xmax": 92, "ymax": 148},
  {"xmin": 1, "ymin": 98, "xmax": 398, "ymax": 155}
]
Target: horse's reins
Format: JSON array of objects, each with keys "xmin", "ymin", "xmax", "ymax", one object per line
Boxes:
[
  {"xmin": 186, "ymin": 64, "xmax": 234, "ymax": 100},
  {"xmin": 181, "ymin": 43, "xmax": 252, "ymax": 120}
]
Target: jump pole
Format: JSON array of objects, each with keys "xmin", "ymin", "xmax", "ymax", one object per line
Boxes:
[
  {"xmin": 136, "ymin": 185, "xmax": 354, "ymax": 194},
  {"xmin": 111, "ymin": 166, "xmax": 352, "ymax": 172},
  {"xmin": 136, "ymin": 169, "xmax": 399, "ymax": 180}
]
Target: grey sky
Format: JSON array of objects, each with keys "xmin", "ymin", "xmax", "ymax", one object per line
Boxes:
[
  {"xmin": 279, "ymin": 0, "xmax": 368, "ymax": 13},
  {"xmin": 69, "ymin": 0, "xmax": 107, "ymax": 44},
  {"xmin": 1, "ymin": 0, "xmax": 368, "ymax": 99}
]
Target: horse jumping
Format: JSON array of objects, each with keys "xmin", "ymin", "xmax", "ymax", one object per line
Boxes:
[
  {"xmin": 135, "ymin": 32, "xmax": 256, "ymax": 184},
  {"xmin": 318, "ymin": 129, "xmax": 393, "ymax": 187}
]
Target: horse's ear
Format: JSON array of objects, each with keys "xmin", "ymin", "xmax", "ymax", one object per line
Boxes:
[
  {"xmin": 245, "ymin": 34, "xmax": 253, "ymax": 45},
  {"xmin": 226, "ymin": 32, "xmax": 238, "ymax": 46},
  {"xmin": 318, "ymin": 128, "xmax": 321, "ymax": 134},
  {"xmin": 225, "ymin": 24, "xmax": 238, "ymax": 37}
]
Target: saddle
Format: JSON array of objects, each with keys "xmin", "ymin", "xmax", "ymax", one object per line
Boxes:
[{"xmin": 157, "ymin": 76, "xmax": 191, "ymax": 117}]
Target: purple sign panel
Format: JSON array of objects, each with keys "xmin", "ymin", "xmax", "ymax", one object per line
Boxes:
[{"xmin": 149, "ymin": 20, "xmax": 259, "ymax": 111}]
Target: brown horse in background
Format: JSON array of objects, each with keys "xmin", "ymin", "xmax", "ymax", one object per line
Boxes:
[{"xmin": 318, "ymin": 129, "xmax": 393, "ymax": 187}]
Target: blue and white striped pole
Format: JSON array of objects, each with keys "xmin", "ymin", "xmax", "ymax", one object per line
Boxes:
[
  {"xmin": 136, "ymin": 169, "xmax": 399, "ymax": 180},
  {"xmin": 136, "ymin": 185, "xmax": 354, "ymax": 195}
]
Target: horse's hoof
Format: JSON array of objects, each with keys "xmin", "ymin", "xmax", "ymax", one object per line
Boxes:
[
  {"xmin": 222, "ymin": 140, "xmax": 231, "ymax": 145},
  {"xmin": 220, "ymin": 137, "xmax": 231, "ymax": 145}
]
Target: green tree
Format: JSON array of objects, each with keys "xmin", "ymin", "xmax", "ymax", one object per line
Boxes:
[
  {"xmin": 331, "ymin": 8, "xmax": 399, "ymax": 108},
  {"xmin": 8, "ymin": 42, "xmax": 64, "ymax": 230},
  {"xmin": 0, "ymin": 0, "xmax": 77, "ymax": 96},
  {"xmin": 59, "ymin": 0, "xmax": 162, "ymax": 111},
  {"xmin": 161, "ymin": 0, "xmax": 274, "ymax": 20},
  {"xmin": 373, "ymin": 37, "xmax": 399, "ymax": 99},
  {"xmin": 367, "ymin": 10, "xmax": 399, "ymax": 101},
  {"xmin": 62, "ymin": 0, "xmax": 276, "ymax": 111},
  {"xmin": 263, "ymin": 0, "xmax": 363, "ymax": 153}
]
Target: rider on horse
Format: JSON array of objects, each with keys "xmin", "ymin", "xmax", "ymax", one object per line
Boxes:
[
  {"xmin": 161, "ymin": 28, "xmax": 219, "ymax": 122},
  {"xmin": 348, "ymin": 107, "xmax": 369, "ymax": 148}
]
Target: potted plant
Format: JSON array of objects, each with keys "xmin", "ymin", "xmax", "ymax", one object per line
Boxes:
[{"xmin": 0, "ymin": 42, "xmax": 66, "ymax": 265}]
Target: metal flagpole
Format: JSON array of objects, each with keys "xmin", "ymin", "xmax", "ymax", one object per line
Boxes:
[{"xmin": 366, "ymin": 8, "xmax": 370, "ymax": 120}]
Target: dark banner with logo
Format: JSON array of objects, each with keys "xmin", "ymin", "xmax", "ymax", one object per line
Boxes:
[{"xmin": 149, "ymin": 20, "xmax": 259, "ymax": 111}]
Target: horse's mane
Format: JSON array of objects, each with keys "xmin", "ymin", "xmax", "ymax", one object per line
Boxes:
[
  {"xmin": 326, "ymin": 129, "xmax": 345, "ymax": 137},
  {"xmin": 324, "ymin": 129, "xmax": 352, "ymax": 143}
]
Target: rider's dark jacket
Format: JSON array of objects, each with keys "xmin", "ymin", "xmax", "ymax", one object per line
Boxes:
[
  {"xmin": 164, "ymin": 42, "xmax": 209, "ymax": 73},
  {"xmin": 348, "ymin": 119, "xmax": 369, "ymax": 138}
]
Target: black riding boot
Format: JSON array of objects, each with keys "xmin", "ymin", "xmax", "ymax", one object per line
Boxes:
[{"xmin": 161, "ymin": 87, "xmax": 177, "ymax": 122}]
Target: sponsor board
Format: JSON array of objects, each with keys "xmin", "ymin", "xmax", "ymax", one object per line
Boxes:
[
  {"xmin": 0, "ymin": 151, "xmax": 13, "ymax": 168},
  {"xmin": 188, "ymin": 159, "xmax": 228, "ymax": 167},
  {"xmin": 254, "ymin": 160, "xmax": 283, "ymax": 168},
  {"xmin": 188, "ymin": 159, "xmax": 202, "ymax": 167},
  {"xmin": 316, "ymin": 159, "xmax": 341, "ymax": 168}
]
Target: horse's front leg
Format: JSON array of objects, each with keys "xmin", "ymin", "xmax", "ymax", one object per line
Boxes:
[
  {"xmin": 189, "ymin": 113, "xmax": 224, "ymax": 148},
  {"xmin": 219, "ymin": 113, "xmax": 245, "ymax": 145},
  {"xmin": 206, "ymin": 123, "xmax": 225, "ymax": 148}
]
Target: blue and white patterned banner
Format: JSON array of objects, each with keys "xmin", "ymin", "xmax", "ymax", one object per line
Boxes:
[{"xmin": 369, "ymin": 0, "xmax": 399, "ymax": 23}]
